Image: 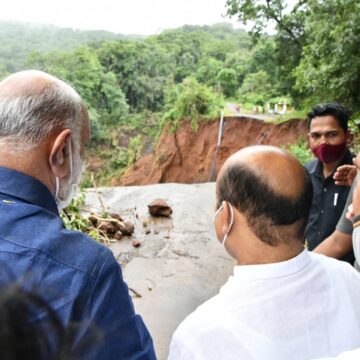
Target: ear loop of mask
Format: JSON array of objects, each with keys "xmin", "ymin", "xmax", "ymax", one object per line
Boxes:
[
  {"xmin": 54, "ymin": 140, "xmax": 73, "ymax": 202},
  {"xmin": 222, "ymin": 203, "xmax": 234, "ymax": 245},
  {"xmin": 214, "ymin": 202, "xmax": 234, "ymax": 245}
]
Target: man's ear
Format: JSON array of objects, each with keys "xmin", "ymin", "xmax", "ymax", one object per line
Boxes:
[{"xmin": 49, "ymin": 129, "xmax": 72, "ymax": 178}]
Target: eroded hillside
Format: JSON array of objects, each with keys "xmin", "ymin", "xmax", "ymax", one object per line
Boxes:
[{"xmin": 114, "ymin": 117, "xmax": 308, "ymax": 185}]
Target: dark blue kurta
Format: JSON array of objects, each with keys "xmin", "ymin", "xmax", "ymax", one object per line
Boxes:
[{"xmin": 0, "ymin": 166, "xmax": 156, "ymax": 359}]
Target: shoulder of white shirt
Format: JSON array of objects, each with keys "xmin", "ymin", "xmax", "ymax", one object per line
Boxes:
[{"xmin": 313, "ymin": 347, "xmax": 360, "ymax": 359}]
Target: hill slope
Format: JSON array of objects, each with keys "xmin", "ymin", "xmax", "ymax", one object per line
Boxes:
[{"xmin": 115, "ymin": 117, "xmax": 309, "ymax": 186}]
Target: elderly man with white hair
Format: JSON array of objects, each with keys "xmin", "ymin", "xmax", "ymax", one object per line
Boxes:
[{"xmin": 0, "ymin": 70, "xmax": 156, "ymax": 359}]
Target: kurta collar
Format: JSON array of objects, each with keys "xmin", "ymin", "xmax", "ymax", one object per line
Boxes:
[
  {"xmin": 233, "ymin": 249, "xmax": 311, "ymax": 281},
  {"xmin": 0, "ymin": 166, "xmax": 59, "ymax": 216}
]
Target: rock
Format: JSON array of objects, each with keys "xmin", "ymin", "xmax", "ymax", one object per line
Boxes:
[
  {"xmin": 132, "ymin": 239, "xmax": 141, "ymax": 248},
  {"xmin": 145, "ymin": 229, "xmax": 151, "ymax": 235},
  {"xmin": 118, "ymin": 221, "xmax": 135, "ymax": 236},
  {"xmin": 98, "ymin": 221, "xmax": 117, "ymax": 235},
  {"xmin": 114, "ymin": 231, "xmax": 123, "ymax": 241},
  {"xmin": 88, "ymin": 214, "xmax": 98, "ymax": 226},
  {"xmin": 110, "ymin": 213, "xmax": 123, "ymax": 221},
  {"xmin": 148, "ymin": 199, "xmax": 173, "ymax": 217}
]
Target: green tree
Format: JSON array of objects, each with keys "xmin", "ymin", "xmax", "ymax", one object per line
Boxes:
[
  {"xmin": 27, "ymin": 46, "xmax": 129, "ymax": 139},
  {"xmin": 195, "ymin": 57, "xmax": 223, "ymax": 86},
  {"xmin": 295, "ymin": 0, "xmax": 360, "ymax": 112},
  {"xmin": 248, "ymin": 38, "xmax": 277, "ymax": 79},
  {"xmin": 225, "ymin": 0, "xmax": 308, "ymax": 44},
  {"xmin": 163, "ymin": 77, "xmax": 223, "ymax": 130},
  {"xmin": 217, "ymin": 68, "xmax": 238, "ymax": 98},
  {"xmin": 226, "ymin": 0, "xmax": 309, "ymax": 98},
  {"xmin": 238, "ymin": 70, "xmax": 273, "ymax": 105},
  {"xmin": 98, "ymin": 41, "xmax": 173, "ymax": 111}
]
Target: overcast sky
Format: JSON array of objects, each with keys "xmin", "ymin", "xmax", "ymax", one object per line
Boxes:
[{"xmin": 0, "ymin": 0, "xmax": 242, "ymax": 35}]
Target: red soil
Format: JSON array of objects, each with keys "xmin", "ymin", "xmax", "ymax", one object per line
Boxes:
[{"xmin": 114, "ymin": 117, "xmax": 308, "ymax": 186}]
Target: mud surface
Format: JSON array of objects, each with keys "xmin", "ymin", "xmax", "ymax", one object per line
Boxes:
[
  {"xmin": 84, "ymin": 183, "xmax": 234, "ymax": 360},
  {"xmin": 116, "ymin": 117, "xmax": 308, "ymax": 186}
]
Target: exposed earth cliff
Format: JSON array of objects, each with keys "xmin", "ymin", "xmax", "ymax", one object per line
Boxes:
[{"xmin": 115, "ymin": 117, "xmax": 308, "ymax": 186}]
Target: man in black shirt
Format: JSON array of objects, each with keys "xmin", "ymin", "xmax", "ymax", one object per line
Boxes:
[{"xmin": 305, "ymin": 103, "xmax": 355, "ymax": 264}]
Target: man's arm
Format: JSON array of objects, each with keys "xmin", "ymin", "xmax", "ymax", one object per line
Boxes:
[
  {"xmin": 350, "ymin": 170, "xmax": 360, "ymax": 262},
  {"xmin": 313, "ymin": 230, "xmax": 352, "ymax": 258}
]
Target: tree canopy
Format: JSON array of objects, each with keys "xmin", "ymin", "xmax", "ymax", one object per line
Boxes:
[{"xmin": 226, "ymin": 0, "xmax": 360, "ymax": 115}]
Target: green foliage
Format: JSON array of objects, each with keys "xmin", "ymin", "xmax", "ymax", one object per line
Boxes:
[
  {"xmin": 217, "ymin": 68, "xmax": 238, "ymax": 98},
  {"xmin": 0, "ymin": 24, "xmax": 310, "ymax": 186},
  {"xmin": 238, "ymin": 70, "xmax": 273, "ymax": 105},
  {"xmin": 349, "ymin": 116, "xmax": 360, "ymax": 154},
  {"xmin": 195, "ymin": 57, "xmax": 223, "ymax": 86},
  {"xmin": 60, "ymin": 191, "xmax": 91, "ymax": 233},
  {"xmin": 27, "ymin": 46, "xmax": 129, "ymax": 141},
  {"xmin": 60, "ymin": 190, "xmax": 125, "ymax": 243},
  {"xmin": 248, "ymin": 38, "xmax": 277, "ymax": 79},
  {"xmin": 98, "ymin": 40, "xmax": 173, "ymax": 112},
  {"xmin": 0, "ymin": 20, "xmax": 135, "ymax": 72},
  {"xmin": 284, "ymin": 139, "xmax": 313, "ymax": 165},
  {"xmin": 295, "ymin": 0, "xmax": 360, "ymax": 112},
  {"xmin": 162, "ymin": 77, "xmax": 223, "ymax": 131},
  {"xmin": 226, "ymin": 0, "xmax": 308, "ymax": 98},
  {"xmin": 127, "ymin": 135, "xmax": 144, "ymax": 166}
]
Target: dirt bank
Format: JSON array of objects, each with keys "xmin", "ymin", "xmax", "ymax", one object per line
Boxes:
[{"xmin": 115, "ymin": 117, "xmax": 308, "ymax": 186}]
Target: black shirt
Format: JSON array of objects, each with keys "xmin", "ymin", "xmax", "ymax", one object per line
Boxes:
[{"xmin": 305, "ymin": 149, "xmax": 355, "ymax": 264}]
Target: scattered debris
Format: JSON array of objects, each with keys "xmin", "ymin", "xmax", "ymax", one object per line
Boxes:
[
  {"xmin": 110, "ymin": 213, "xmax": 123, "ymax": 221},
  {"xmin": 86, "ymin": 213, "xmax": 135, "ymax": 242},
  {"xmin": 62, "ymin": 183, "xmax": 139, "ymax": 246},
  {"xmin": 129, "ymin": 287, "xmax": 142, "ymax": 298},
  {"xmin": 132, "ymin": 239, "xmax": 141, "ymax": 248},
  {"xmin": 118, "ymin": 221, "xmax": 135, "ymax": 236},
  {"xmin": 114, "ymin": 231, "xmax": 123, "ymax": 240},
  {"xmin": 145, "ymin": 229, "xmax": 151, "ymax": 235},
  {"xmin": 148, "ymin": 199, "xmax": 173, "ymax": 217},
  {"xmin": 172, "ymin": 249, "xmax": 200, "ymax": 259}
]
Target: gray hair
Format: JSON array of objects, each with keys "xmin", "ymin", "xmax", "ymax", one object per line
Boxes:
[{"xmin": 0, "ymin": 78, "xmax": 84, "ymax": 152}]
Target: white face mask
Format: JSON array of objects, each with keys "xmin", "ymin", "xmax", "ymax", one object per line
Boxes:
[
  {"xmin": 54, "ymin": 141, "xmax": 84, "ymax": 211},
  {"xmin": 214, "ymin": 202, "xmax": 234, "ymax": 245}
]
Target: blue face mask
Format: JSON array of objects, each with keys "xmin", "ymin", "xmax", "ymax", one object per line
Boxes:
[{"xmin": 214, "ymin": 202, "xmax": 234, "ymax": 246}]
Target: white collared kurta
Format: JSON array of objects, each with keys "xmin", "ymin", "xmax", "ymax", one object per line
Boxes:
[{"xmin": 168, "ymin": 250, "xmax": 360, "ymax": 360}]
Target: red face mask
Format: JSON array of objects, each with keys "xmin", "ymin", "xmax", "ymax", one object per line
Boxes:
[{"xmin": 311, "ymin": 142, "xmax": 347, "ymax": 163}]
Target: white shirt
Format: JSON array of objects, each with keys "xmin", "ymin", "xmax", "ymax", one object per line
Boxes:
[
  {"xmin": 168, "ymin": 250, "xmax": 360, "ymax": 360},
  {"xmin": 315, "ymin": 347, "xmax": 360, "ymax": 359}
]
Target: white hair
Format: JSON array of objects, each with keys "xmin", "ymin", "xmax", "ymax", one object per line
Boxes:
[{"xmin": 0, "ymin": 76, "xmax": 84, "ymax": 152}]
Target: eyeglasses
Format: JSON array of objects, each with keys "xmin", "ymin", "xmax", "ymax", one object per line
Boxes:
[{"xmin": 308, "ymin": 131, "xmax": 341, "ymax": 141}]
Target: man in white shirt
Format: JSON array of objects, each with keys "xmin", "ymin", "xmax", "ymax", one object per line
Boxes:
[{"xmin": 168, "ymin": 145, "xmax": 360, "ymax": 360}]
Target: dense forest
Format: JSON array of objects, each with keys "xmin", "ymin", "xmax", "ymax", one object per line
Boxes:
[
  {"xmin": 0, "ymin": 0, "xmax": 359, "ymax": 183},
  {"xmin": 0, "ymin": 21, "xmax": 142, "ymax": 73}
]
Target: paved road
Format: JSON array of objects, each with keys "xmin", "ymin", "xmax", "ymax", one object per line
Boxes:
[
  {"xmin": 84, "ymin": 183, "xmax": 234, "ymax": 360},
  {"xmin": 226, "ymin": 112, "xmax": 277, "ymax": 121}
]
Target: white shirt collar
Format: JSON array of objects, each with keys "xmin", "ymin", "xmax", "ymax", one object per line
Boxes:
[{"xmin": 233, "ymin": 249, "xmax": 311, "ymax": 281}]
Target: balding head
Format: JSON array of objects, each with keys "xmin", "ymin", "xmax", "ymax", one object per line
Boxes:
[
  {"xmin": 0, "ymin": 70, "xmax": 86, "ymax": 152},
  {"xmin": 216, "ymin": 145, "xmax": 313, "ymax": 246}
]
